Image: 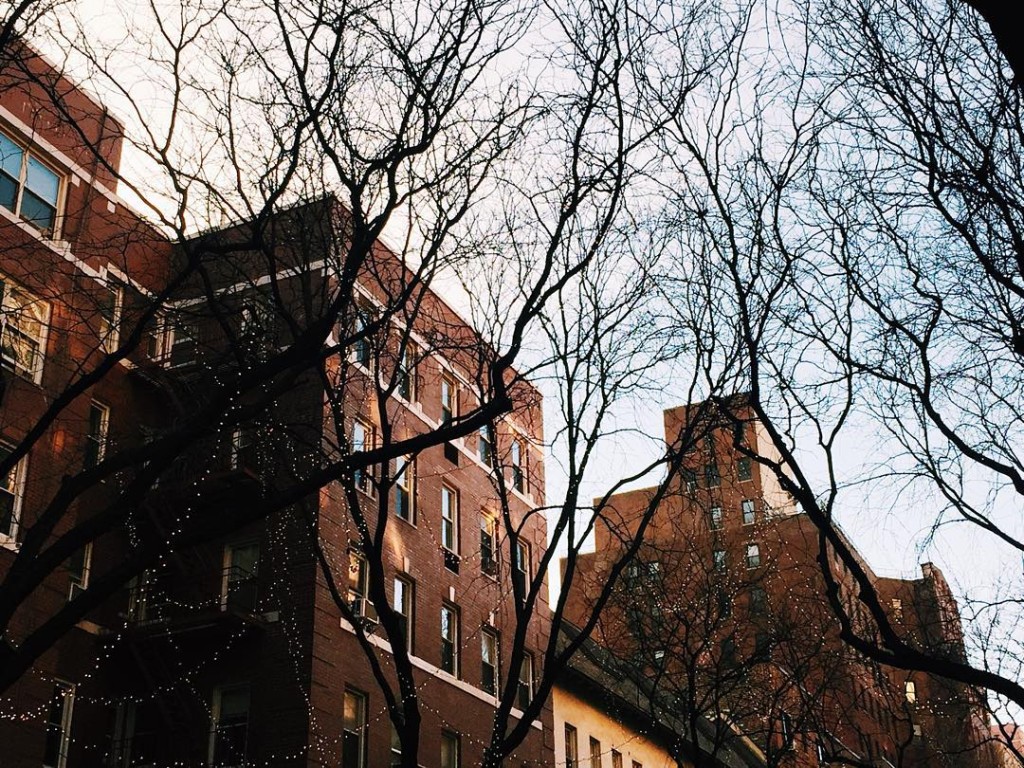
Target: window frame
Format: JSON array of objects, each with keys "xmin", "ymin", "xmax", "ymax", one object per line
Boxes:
[
  {"xmin": 0, "ymin": 128, "xmax": 64, "ymax": 237},
  {"xmin": 510, "ymin": 439, "xmax": 526, "ymax": 493},
  {"xmin": 347, "ymin": 550, "xmax": 377, "ymax": 624},
  {"xmin": 737, "ymin": 456, "xmax": 753, "ymax": 481},
  {"xmin": 0, "ymin": 440, "xmax": 27, "ymax": 543},
  {"xmin": 397, "ymin": 342, "xmax": 417, "ymax": 402},
  {"xmin": 517, "ymin": 653, "xmax": 533, "ymax": 710},
  {"xmin": 209, "ymin": 684, "xmax": 250, "ymax": 768},
  {"xmin": 480, "ymin": 511, "xmax": 497, "ymax": 577},
  {"xmin": 67, "ymin": 542, "xmax": 92, "ymax": 601},
  {"xmin": 905, "ymin": 680, "xmax": 917, "ymax": 704},
  {"xmin": 394, "ymin": 455, "xmax": 415, "ymax": 523},
  {"xmin": 440, "ymin": 602, "xmax": 460, "ymax": 676},
  {"xmin": 352, "ymin": 420, "xmax": 375, "ymax": 495},
  {"xmin": 589, "ymin": 737, "xmax": 602, "ymax": 768},
  {"xmin": 342, "ymin": 687, "xmax": 368, "ymax": 768},
  {"xmin": 84, "ymin": 401, "xmax": 110, "ymax": 470},
  {"xmin": 745, "ymin": 543, "xmax": 762, "ymax": 569},
  {"xmin": 441, "ymin": 485, "xmax": 459, "ymax": 555},
  {"xmin": 713, "ymin": 548, "xmax": 727, "ymax": 573},
  {"xmin": 0, "ymin": 273, "xmax": 51, "ymax": 383},
  {"xmin": 392, "ymin": 575, "xmax": 414, "ymax": 653},
  {"xmin": 741, "ymin": 499, "xmax": 756, "ymax": 526},
  {"xmin": 41, "ymin": 680, "xmax": 75, "ymax": 768},
  {"xmin": 704, "ymin": 462, "xmax": 721, "ymax": 488},
  {"xmin": 709, "ymin": 505, "xmax": 723, "ymax": 530},
  {"xmin": 481, "ymin": 627, "xmax": 499, "ymax": 696},
  {"xmin": 477, "ymin": 425, "xmax": 493, "ymax": 466},
  {"xmin": 440, "ymin": 730, "xmax": 460, "ymax": 768},
  {"xmin": 98, "ymin": 282, "xmax": 123, "ymax": 353},
  {"xmin": 513, "ymin": 538, "xmax": 530, "ymax": 598},
  {"xmin": 564, "ymin": 723, "xmax": 579, "ymax": 768},
  {"xmin": 441, "ymin": 375, "xmax": 457, "ymax": 426}
]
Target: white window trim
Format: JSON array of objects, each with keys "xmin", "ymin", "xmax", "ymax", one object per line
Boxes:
[
  {"xmin": 441, "ymin": 485, "xmax": 459, "ymax": 554},
  {"xmin": 68, "ymin": 542, "xmax": 92, "ymax": 601},
  {"xmin": 0, "ymin": 124, "xmax": 66, "ymax": 238}
]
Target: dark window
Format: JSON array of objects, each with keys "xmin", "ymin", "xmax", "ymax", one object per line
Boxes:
[
  {"xmin": 704, "ymin": 462, "xmax": 720, "ymax": 488},
  {"xmin": 67, "ymin": 543, "xmax": 92, "ymax": 601},
  {"xmin": 352, "ymin": 421, "xmax": 374, "ymax": 494},
  {"xmin": 83, "ymin": 402, "xmax": 109, "ymax": 469},
  {"xmin": 513, "ymin": 539, "xmax": 530, "ymax": 598},
  {"xmin": 42, "ymin": 681, "xmax": 74, "ymax": 768},
  {"xmin": 477, "ymin": 426, "xmax": 493, "ymax": 466},
  {"xmin": 441, "ymin": 376, "xmax": 456, "ymax": 426},
  {"xmin": 564, "ymin": 724, "xmax": 578, "ymax": 768},
  {"xmin": 0, "ymin": 441, "xmax": 25, "ymax": 540},
  {"xmin": 518, "ymin": 654, "xmax": 533, "ymax": 710},
  {"xmin": 511, "ymin": 440, "xmax": 526, "ymax": 493},
  {"xmin": 589, "ymin": 737, "xmax": 602, "ymax": 768},
  {"xmin": 224, "ymin": 543, "xmax": 259, "ymax": 613},
  {"xmin": 397, "ymin": 343, "xmax": 416, "ymax": 401},
  {"xmin": 751, "ymin": 586, "xmax": 767, "ymax": 614},
  {"xmin": 441, "ymin": 730, "xmax": 460, "ymax": 768},
  {"xmin": 394, "ymin": 455, "xmax": 415, "ymax": 522},
  {"xmin": 737, "ymin": 457, "xmax": 752, "ymax": 481},
  {"xmin": 211, "ymin": 685, "xmax": 249, "ymax": 768},
  {"xmin": 480, "ymin": 513, "xmax": 497, "ymax": 576},
  {"xmin": 347, "ymin": 551, "xmax": 376, "ymax": 623}
]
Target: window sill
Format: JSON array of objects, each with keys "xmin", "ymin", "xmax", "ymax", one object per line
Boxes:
[{"xmin": 0, "ymin": 536, "xmax": 20, "ymax": 552}]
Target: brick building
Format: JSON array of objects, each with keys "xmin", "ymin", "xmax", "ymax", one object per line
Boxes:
[
  {"xmin": 0, "ymin": 45, "xmax": 552, "ymax": 767},
  {"xmin": 564, "ymin": 397, "xmax": 998, "ymax": 768}
]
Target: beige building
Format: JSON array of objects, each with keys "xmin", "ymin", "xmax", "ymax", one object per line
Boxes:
[{"xmin": 553, "ymin": 626, "xmax": 765, "ymax": 768}]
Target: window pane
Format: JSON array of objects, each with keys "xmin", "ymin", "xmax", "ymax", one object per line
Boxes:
[
  {"xmin": 25, "ymin": 157, "xmax": 59, "ymax": 202},
  {"xmin": 0, "ymin": 133, "xmax": 22, "ymax": 178},
  {"xmin": 20, "ymin": 189, "xmax": 56, "ymax": 233}
]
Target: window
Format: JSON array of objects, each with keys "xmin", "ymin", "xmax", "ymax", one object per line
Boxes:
[
  {"xmin": 480, "ymin": 512, "xmax": 497, "ymax": 576},
  {"xmin": 510, "ymin": 440, "xmax": 526, "ymax": 493},
  {"xmin": 84, "ymin": 402, "xmax": 110, "ymax": 469},
  {"xmin": 780, "ymin": 711, "xmax": 793, "ymax": 749},
  {"xmin": 98, "ymin": 283, "xmax": 123, "ymax": 352},
  {"xmin": 0, "ymin": 441, "xmax": 26, "ymax": 541},
  {"xmin": 518, "ymin": 654, "xmax": 533, "ymax": 710},
  {"xmin": 0, "ymin": 129, "xmax": 62, "ymax": 235},
  {"xmin": 440, "ymin": 603, "xmax": 459, "ymax": 676},
  {"xmin": 713, "ymin": 549, "xmax": 726, "ymax": 573},
  {"xmin": 67, "ymin": 543, "xmax": 92, "ymax": 601},
  {"xmin": 611, "ymin": 750, "xmax": 623, "ymax": 768},
  {"xmin": 393, "ymin": 577, "xmax": 414, "ymax": 652},
  {"xmin": 146, "ymin": 314, "xmax": 172, "ymax": 361},
  {"xmin": 816, "ymin": 742, "xmax": 827, "ymax": 766},
  {"xmin": 397, "ymin": 343, "xmax": 416, "ymax": 401},
  {"xmin": 168, "ymin": 316, "xmax": 198, "ymax": 367},
  {"xmin": 0, "ymin": 275, "xmax": 49, "ymax": 380},
  {"xmin": 709, "ymin": 505, "xmax": 723, "ymax": 530},
  {"xmin": 230, "ymin": 427, "xmax": 257, "ymax": 471},
  {"xmin": 632, "ymin": 760, "xmax": 642, "ymax": 768},
  {"xmin": 223, "ymin": 542, "xmax": 259, "ymax": 613},
  {"xmin": 347, "ymin": 551, "xmax": 376, "ymax": 623},
  {"xmin": 342, "ymin": 688, "xmax": 367, "ymax": 768},
  {"xmin": 741, "ymin": 499, "xmax": 755, "ymax": 525},
  {"xmin": 704, "ymin": 462, "xmax": 720, "ymax": 488},
  {"xmin": 589, "ymin": 737, "xmax": 602, "ymax": 768},
  {"xmin": 441, "ymin": 376, "xmax": 456, "ymax": 426},
  {"xmin": 891, "ymin": 598, "xmax": 903, "ymax": 620},
  {"xmin": 564, "ymin": 724, "xmax": 578, "ymax": 768},
  {"xmin": 481, "ymin": 628, "xmax": 499, "ymax": 695},
  {"xmin": 737, "ymin": 457, "xmax": 752, "ymax": 481},
  {"xmin": 210, "ymin": 685, "xmax": 249, "ymax": 767},
  {"xmin": 746, "ymin": 543, "xmax": 761, "ymax": 569},
  {"xmin": 755, "ymin": 631, "xmax": 771, "ymax": 657},
  {"xmin": 394, "ymin": 455, "xmax": 415, "ymax": 522},
  {"xmin": 683, "ymin": 468, "xmax": 697, "ymax": 493},
  {"xmin": 513, "ymin": 538, "xmax": 530, "ymax": 598},
  {"xmin": 441, "ymin": 731, "xmax": 460, "ymax": 768},
  {"xmin": 905, "ymin": 680, "xmax": 917, "ymax": 704},
  {"xmin": 441, "ymin": 485, "xmax": 458, "ymax": 554},
  {"xmin": 351, "ymin": 304, "xmax": 373, "ymax": 367},
  {"xmin": 352, "ymin": 420, "xmax": 374, "ymax": 494},
  {"xmin": 721, "ymin": 635, "xmax": 736, "ymax": 665},
  {"xmin": 390, "ymin": 724, "xmax": 402, "ymax": 768},
  {"xmin": 477, "ymin": 426, "xmax": 493, "ymax": 466},
  {"xmin": 717, "ymin": 588, "xmax": 732, "ymax": 618},
  {"xmin": 42, "ymin": 681, "xmax": 74, "ymax": 768},
  {"xmin": 750, "ymin": 586, "xmax": 767, "ymax": 614}
]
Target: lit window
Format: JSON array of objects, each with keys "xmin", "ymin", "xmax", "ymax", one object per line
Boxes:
[
  {"xmin": 1, "ymin": 441, "xmax": 26, "ymax": 541},
  {"xmin": 0, "ymin": 275, "xmax": 50, "ymax": 381},
  {"xmin": 347, "ymin": 551, "xmax": 376, "ymax": 623},
  {"xmin": 441, "ymin": 376, "xmax": 456, "ymax": 426},
  {"xmin": 394, "ymin": 455, "xmax": 414, "ymax": 522},
  {"xmin": 480, "ymin": 512, "xmax": 497, "ymax": 576},
  {"xmin": 42, "ymin": 681, "xmax": 74, "ymax": 768},
  {"xmin": 891, "ymin": 598, "xmax": 903, "ymax": 620},
  {"xmin": 352, "ymin": 420, "xmax": 374, "ymax": 494},
  {"xmin": 709, "ymin": 505, "xmax": 723, "ymax": 530},
  {"xmin": 741, "ymin": 499, "xmax": 755, "ymax": 525},
  {"xmin": 393, "ymin": 577, "xmax": 414, "ymax": 652},
  {"xmin": 98, "ymin": 283, "xmax": 123, "ymax": 353},
  {"xmin": 704, "ymin": 462, "xmax": 720, "ymax": 488},
  {"xmin": 518, "ymin": 654, "xmax": 533, "ymax": 710},
  {"xmin": 746, "ymin": 543, "xmax": 761, "ymax": 569},
  {"xmin": 67, "ymin": 543, "xmax": 92, "ymax": 601},
  {"xmin": 441, "ymin": 730, "xmax": 460, "ymax": 768},
  {"xmin": 440, "ymin": 603, "xmax": 459, "ymax": 676},
  {"xmin": 0, "ymin": 129, "xmax": 62, "ymax": 235},
  {"xmin": 478, "ymin": 426, "xmax": 493, "ymax": 466},
  {"xmin": 564, "ymin": 723, "xmax": 578, "ymax": 768},
  {"xmin": 589, "ymin": 737, "xmax": 602, "ymax": 768},
  {"xmin": 713, "ymin": 549, "xmax": 726, "ymax": 572},
  {"xmin": 905, "ymin": 680, "xmax": 917, "ymax": 704},
  {"xmin": 84, "ymin": 402, "xmax": 110, "ymax": 470},
  {"xmin": 481, "ymin": 628, "xmax": 499, "ymax": 695},
  {"xmin": 210, "ymin": 685, "xmax": 249, "ymax": 768},
  {"xmin": 342, "ymin": 688, "xmax": 367, "ymax": 768},
  {"xmin": 397, "ymin": 343, "xmax": 416, "ymax": 401},
  {"xmin": 737, "ymin": 457, "xmax": 752, "ymax": 481},
  {"xmin": 441, "ymin": 485, "xmax": 459, "ymax": 554},
  {"xmin": 510, "ymin": 440, "xmax": 526, "ymax": 493}
]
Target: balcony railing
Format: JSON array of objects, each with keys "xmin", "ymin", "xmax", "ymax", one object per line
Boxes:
[{"xmin": 127, "ymin": 566, "xmax": 260, "ymax": 626}]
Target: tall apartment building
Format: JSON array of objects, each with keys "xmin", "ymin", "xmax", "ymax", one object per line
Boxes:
[
  {"xmin": 564, "ymin": 397, "xmax": 997, "ymax": 768},
  {"xmin": 0, "ymin": 45, "xmax": 552, "ymax": 767}
]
